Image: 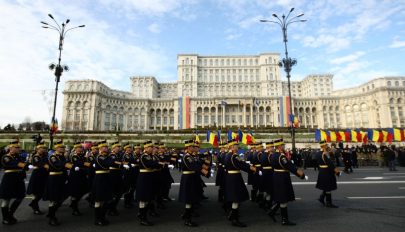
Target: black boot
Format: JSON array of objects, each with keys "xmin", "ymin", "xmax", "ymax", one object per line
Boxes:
[
  {"xmin": 29, "ymin": 199, "xmax": 44, "ymax": 215},
  {"xmin": 8, "ymin": 199, "xmax": 22, "ymax": 224},
  {"xmin": 71, "ymin": 199, "xmax": 82, "ymax": 216},
  {"xmin": 48, "ymin": 206, "xmax": 60, "ymax": 226},
  {"xmin": 183, "ymin": 208, "xmax": 198, "ymax": 227},
  {"xmin": 2, "ymin": 207, "xmax": 15, "ymax": 225},
  {"xmin": 94, "ymin": 207, "xmax": 108, "ymax": 226},
  {"xmin": 256, "ymin": 192, "xmax": 264, "ymax": 204},
  {"xmin": 326, "ymin": 193, "xmax": 338, "ymax": 208},
  {"xmin": 107, "ymin": 199, "xmax": 120, "ymax": 216},
  {"xmin": 281, "ymin": 207, "xmax": 296, "ymax": 226},
  {"xmin": 139, "ymin": 208, "xmax": 153, "ymax": 226},
  {"xmin": 318, "ymin": 192, "xmax": 325, "ymax": 206},
  {"xmin": 268, "ymin": 203, "xmax": 279, "ymax": 222},
  {"xmin": 228, "ymin": 209, "xmax": 246, "ymax": 227},
  {"xmin": 250, "ymin": 189, "xmax": 257, "ymax": 202}
]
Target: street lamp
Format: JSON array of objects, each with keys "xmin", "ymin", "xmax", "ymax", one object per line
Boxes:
[
  {"xmin": 41, "ymin": 14, "xmax": 85, "ymax": 148},
  {"xmin": 260, "ymin": 7, "xmax": 306, "ymax": 151}
]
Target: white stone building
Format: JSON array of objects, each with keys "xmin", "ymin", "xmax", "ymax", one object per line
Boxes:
[{"xmin": 61, "ymin": 53, "xmax": 405, "ymax": 131}]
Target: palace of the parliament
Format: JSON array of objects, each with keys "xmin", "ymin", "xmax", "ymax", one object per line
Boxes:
[{"xmin": 62, "ymin": 53, "xmax": 405, "ymax": 131}]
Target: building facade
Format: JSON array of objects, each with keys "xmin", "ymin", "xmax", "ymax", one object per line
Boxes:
[{"xmin": 61, "ymin": 53, "xmax": 405, "ymax": 131}]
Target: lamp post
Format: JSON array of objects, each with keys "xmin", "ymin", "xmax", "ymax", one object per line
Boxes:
[
  {"xmin": 41, "ymin": 14, "xmax": 85, "ymax": 148},
  {"xmin": 260, "ymin": 8, "xmax": 306, "ymax": 151}
]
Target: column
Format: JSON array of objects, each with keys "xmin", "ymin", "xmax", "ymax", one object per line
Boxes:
[
  {"xmin": 160, "ymin": 110, "xmax": 163, "ymax": 130},
  {"xmin": 250, "ymin": 104, "xmax": 253, "ymax": 127},
  {"xmin": 215, "ymin": 106, "xmax": 218, "ymax": 127},
  {"xmin": 208, "ymin": 107, "xmax": 211, "ymax": 127},
  {"xmin": 310, "ymin": 112, "xmax": 314, "ymax": 129},
  {"xmin": 243, "ymin": 103, "xmax": 246, "ymax": 127},
  {"xmin": 222, "ymin": 105, "xmax": 226, "ymax": 128}
]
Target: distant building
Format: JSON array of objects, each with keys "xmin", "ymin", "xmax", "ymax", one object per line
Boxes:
[{"xmin": 62, "ymin": 53, "xmax": 405, "ymax": 131}]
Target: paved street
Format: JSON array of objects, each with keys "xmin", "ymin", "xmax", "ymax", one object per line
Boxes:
[{"xmin": 1, "ymin": 166, "xmax": 405, "ymax": 232}]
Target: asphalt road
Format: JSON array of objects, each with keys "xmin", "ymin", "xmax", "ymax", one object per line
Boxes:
[{"xmin": 1, "ymin": 166, "xmax": 405, "ymax": 232}]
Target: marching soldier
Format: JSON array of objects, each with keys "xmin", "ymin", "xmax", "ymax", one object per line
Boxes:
[
  {"xmin": 85, "ymin": 142, "xmax": 98, "ymax": 207},
  {"xmin": 259, "ymin": 141, "xmax": 275, "ymax": 210},
  {"xmin": 316, "ymin": 140, "xmax": 341, "ymax": 208},
  {"xmin": 27, "ymin": 141, "xmax": 49, "ymax": 215},
  {"xmin": 0, "ymin": 139, "xmax": 27, "ymax": 225},
  {"xmin": 44, "ymin": 139, "xmax": 70, "ymax": 226},
  {"xmin": 92, "ymin": 141, "xmax": 113, "ymax": 226},
  {"xmin": 224, "ymin": 139, "xmax": 256, "ymax": 227},
  {"xmin": 122, "ymin": 143, "xmax": 137, "ymax": 209},
  {"xmin": 215, "ymin": 143, "xmax": 226, "ymax": 203},
  {"xmin": 246, "ymin": 145, "xmax": 261, "ymax": 202},
  {"xmin": 268, "ymin": 139, "xmax": 306, "ymax": 226},
  {"xmin": 107, "ymin": 141, "xmax": 125, "ymax": 216},
  {"xmin": 68, "ymin": 141, "xmax": 90, "ymax": 216},
  {"xmin": 178, "ymin": 140, "xmax": 208, "ymax": 227},
  {"xmin": 136, "ymin": 141, "xmax": 164, "ymax": 226},
  {"xmin": 157, "ymin": 143, "xmax": 174, "ymax": 206}
]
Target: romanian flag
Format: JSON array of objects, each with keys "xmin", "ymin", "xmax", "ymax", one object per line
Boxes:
[
  {"xmin": 227, "ymin": 129, "xmax": 239, "ymax": 141},
  {"xmin": 345, "ymin": 129, "xmax": 351, "ymax": 142},
  {"xmin": 325, "ymin": 130, "xmax": 331, "ymax": 142},
  {"xmin": 194, "ymin": 131, "xmax": 200, "ymax": 144},
  {"xmin": 356, "ymin": 129, "xmax": 362, "ymax": 142},
  {"xmin": 368, "ymin": 129, "xmax": 380, "ymax": 142},
  {"xmin": 393, "ymin": 128, "xmax": 402, "ymax": 141},
  {"xmin": 387, "ymin": 128, "xmax": 394, "ymax": 143},
  {"xmin": 378, "ymin": 130, "xmax": 388, "ymax": 143},
  {"xmin": 361, "ymin": 131, "xmax": 368, "ymax": 144},
  {"xmin": 351, "ymin": 130, "xmax": 359, "ymax": 142},
  {"xmin": 206, "ymin": 130, "xmax": 218, "ymax": 147},
  {"xmin": 217, "ymin": 130, "xmax": 222, "ymax": 143},
  {"xmin": 238, "ymin": 130, "xmax": 255, "ymax": 145},
  {"xmin": 178, "ymin": 96, "xmax": 190, "ymax": 129},
  {"xmin": 336, "ymin": 131, "xmax": 342, "ymax": 142},
  {"xmin": 279, "ymin": 96, "xmax": 291, "ymax": 127},
  {"xmin": 315, "ymin": 129, "xmax": 321, "ymax": 142},
  {"xmin": 50, "ymin": 118, "xmax": 58, "ymax": 135},
  {"xmin": 289, "ymin": 114, "xmax": 300, "ymax": 128},
  {"xmin": 330, "ymin": 131, "xmax": 337, "ymax": 142},
  {"xmin": 321, "ymin": 130, "xmax": 328, "ymax": 141}
]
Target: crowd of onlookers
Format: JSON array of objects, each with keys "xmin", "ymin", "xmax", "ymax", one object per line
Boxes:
[{"xmin": 292, "ymin": 142, "xmax": 405, "ymax": 171}]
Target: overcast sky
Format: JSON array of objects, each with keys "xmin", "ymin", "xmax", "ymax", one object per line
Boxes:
[{"xmin": 0, "ymin": 0, "xmax": 404, "ymax": 127}]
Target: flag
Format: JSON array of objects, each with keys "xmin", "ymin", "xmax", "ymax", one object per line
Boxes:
[
  {"xmin": 355, "ymin": 129, "xmax": 362, "ymax": 142},
  {"xmin": 378, "ymin": 130, "xmax": 388, "ymax": 143},
  {"xmin": 206, "ymin": 131, "xmax": 218, "ymax": 147},
  {"xmin": 320, "ymin": 130, "xmax": 328, "ymax": 141},
  {"xmin": 279, "ymin": 96, "xmax": 291, "ymax": 127},
  {"xmin": 339, "ymin": 131, "xmax": 346, "ymax": 142},
  {"xmin": 248, "ymin": 130, "xmax": 256, "ymax": 144},
  {"xmin": 289, "ymin": 114, "xmax": 300, "ymax": 128},
  {"xmin": 194, "ymin": 130, "xmax": 200, "ymax": 144},
  {"xmin": 315, "ymin": 129, "xmax": 321, "ymax": 142},
  {"xmin": 401, "ymin": 129, "xmax": 405, "ymax": 142},
  {"xmin": 345, "ymin": 129, "xmax": 351, "ymax": 142},
  {"xmin": 227, "ymin": 129, "xmax": 239, "ymax": 141},
  {"xmin": 217, "ymin": 130, "xmax": 222, "ymax": 143},
  {"xmin": 50, "ymin": 118, "xmax": 58, "ymax": 135},
  {"xmin": 330, "ymin": 131, "xmax": 337, "ymax": 142},
  {"xmin": 238, "ymin": 130, "xmax": 256, "ymax": 145},
  {"xmin": 393, "ymin": 128, "xmax": 402, "ymax": 141},
  {"xmin": 336, "ymin": 130, "xmax": 342, "ymax": 142},
  {"xmin": 367, "ymin": 129, "xmax": 379, "ymax": 142},
  {"xmin": 361, "ymin": 131, "xmax": 368, "ymax": 144},
  {"xmin": 325, "ymin": 130, "xmax": 331, "ymax": 142},
  {"xmin": 351, "ymin": 130, "xmax": 358, "ymax": 142},
  {"xmin": 387, "ymin": 128, "xmax": 394, "ymax": 143}
]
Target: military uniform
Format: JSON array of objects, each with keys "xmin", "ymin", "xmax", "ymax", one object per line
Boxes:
[
  {"xmin": 259, "ymin": 142, "xmax": 275, "ymax": 209},
  {"xmin": 268, "ymin": 139, "xmax": 305, "ymax": 226},
  {"xmin": 316, "ymin": 140, "xmax": 340, "ymax": 208},
  {"xmin": 246, "ymin": 147, "xmax": 261, "ymax": 201},
  {"xmin": 215, "ymin": 144, "xmax": 227, "ymax": 202},
  {"xmin": 44, "ymin": 140, "xmax": 70, "ymax": 226},
  {"xmin": 85, "ymin": 143, "xmax": 98, "ymax": 207},
  {"xmin": 157, "ymin": 143, "xmax": 174, "ymax": 207},
  {"xmin": 92, "ymin": 141, "xmax": 114, "ymax": 226},
  {"xmin": 68, "ymin": 142, "xmax": 90, "ymax": 216},
  {"xmin": 27, "ymin": 141, "xmax": 49, "ymax": 215},
  {"xmin": 107, "ymin": 142, "xmax": 124, "ymax": 216},
  {"xmin": 178, "ymin": 140, "xmax": 206, "ymax": 227},
  {"xmin": 224, "ymin": 139, "xmax": 255, "ymax": 227},
  {"xmin": 122, "ymin": 143, "xmax": 138, "ymax": 208},
  {"xmin": 0, "ymin": 140, "xmax": 27, "ymax": 225}
]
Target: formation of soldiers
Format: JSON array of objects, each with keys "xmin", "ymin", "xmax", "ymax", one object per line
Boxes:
[{"xmin": 0, "ymin": 137, "xmax": 341, "ymax": 227}]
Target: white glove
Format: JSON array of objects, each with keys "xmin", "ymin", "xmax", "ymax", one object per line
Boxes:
[
  {"xmin": 212, "ymin": 163, "xmax": 217, "ymax": 167},
  {"xmin": 246, "ymin": 161, "xmax": 251, "ymax": 164},
  {"xmin": 28, "ymin": 165, "xmax": 34, "ymax": 169},
  {"xmin": 305, "ymin": 175, "xmax": 309, "ymax": 180},
  {"xmin": 258, "ymin": 171, "xmax": 263, "ymax": 176},
  {"xmin": 74, "ymin": 167, "xmax": 80, "ymax": 171},
  {"xmin": 168, "ymin": 164, "xmax": 174, "ymax": 169},
  {"xmin": 93, "ymin": 163, "xmax": 96, "ymax": 168},
  {"xmin": 178, "ymin": 159, "xmax": 182, "ymax": 163},
  {"xmin": 210, "ymin": 173, "xmax": 214, "ymax": 178},
  {"xmin": 131, "ymin": 163, "xmax": 135, "ymax": 167},
  {"xmin": 123, "ymin": 164, "xmax": 130, "ymax": 170},
  {"xmin": 291, "ymin": 160, "xmax": 295, "ymax": 164}
]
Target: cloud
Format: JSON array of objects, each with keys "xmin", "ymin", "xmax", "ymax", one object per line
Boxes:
[
  {"xmin": 390, "ymin": 39, "xmax": 405, "ymax": 48},
  {"xmin": 330, "ymin": 51, "xmax": 366, "ymax": 65},
  {"xmin": 148, "ymin": 23, "xmax": 161, "ymax": 33}
]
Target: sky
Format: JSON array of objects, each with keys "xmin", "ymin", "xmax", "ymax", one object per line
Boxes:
[{"xmin": 0, "ymin": 0, "xmax": 405, "ymax": 127}]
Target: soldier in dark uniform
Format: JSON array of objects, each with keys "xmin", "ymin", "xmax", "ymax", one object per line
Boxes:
[
  {"xmin": 215, "ymin": 143, "xmax": 227, "ymax": 203},
  {"xmin": 342, "ymin": 146, "xmax": 353, "ymax": 173},
  {"xmin": 44, "ymin": 140, "xmax": 70, "ymax": 226},
  {"xmin": 157, "ymin": 143, "xmax": 174, "ymax": 207},
  {"xmin": 259, "ymin": 141, "xmax": 275, "ymax": 210},
  {"xmin": 92, "ymin": 141, "xmax": 113, "ymax": 226},
  {"xmin": 255, "ymin": 143, "xmax": 266, "ymax": 208},
  {"xmin": 68, "ymin": 141, "xmax": 90, "ymax": 216},
  {"xmin": 122, "ymin": 143, "xmax": 137, "ymax": 209},
  {"xmin": 27, "ymin": 141, "xmax": 49, "ymax": 215},
  {"xmin": 178, "ymin": 140, "xmax": 208, "ymax": 227},
  {"xmin": 224, "ymin": 139, "xmax": 256, "ymax": 227},
  {"xmin": 107, "ymin": 141, "xmax": 125, "ymax": 216},
  {"xmin": 316, "ymin": 140, "xmax": 341, "ymax": 208},
  {"xmin": 246, "ymin": 145, "xmax": 261, "ymax": 202},
  {"xmin": 136, "ymin": 141, "xmax": 164, "ymax": 226},
  {"xmin": 85, "ymin": 142, "xmax": 98, "ymax": 207},
  {"xmin": 0, "ymin": 139, "xmax": 27, "ymax": 225},
  {"xmin": 268, "ymin": 139, "xmax": 305, "ymax": 226}
]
